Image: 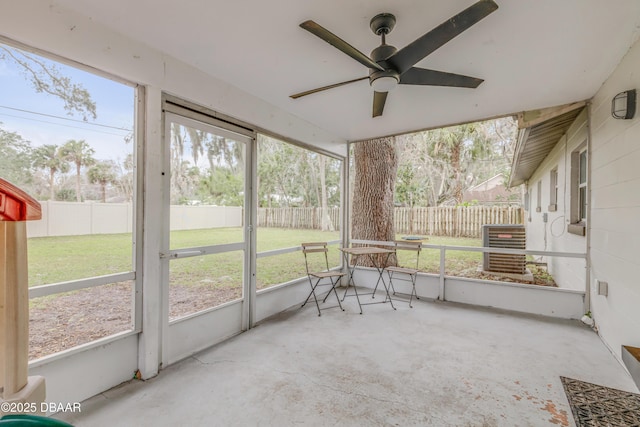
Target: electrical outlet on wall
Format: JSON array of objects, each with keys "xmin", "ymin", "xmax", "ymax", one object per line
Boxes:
[{"xmin": 596, "ymin": 280, "xmax": 609, "ymax": 296}]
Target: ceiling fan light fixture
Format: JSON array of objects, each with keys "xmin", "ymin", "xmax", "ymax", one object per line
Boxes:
[
  {"xmin": 293, "ymin": 0, "xmax": 499, "ymax": 116},
  {"xmin": 370, "ymin": 75, "xmax": 399, "ymax": 92}
]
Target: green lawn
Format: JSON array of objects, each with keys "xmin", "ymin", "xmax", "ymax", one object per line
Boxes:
[
  {"xmin": 27, "ymin": 228, "xmax": 481, "ymax": 288},
  {"xmin": 27, "ymin": 234, "xmax": 134, "ymax": 286},
  {"xmin": 27, "ymin": 228, "xmax": 342, "ymax": 288}
]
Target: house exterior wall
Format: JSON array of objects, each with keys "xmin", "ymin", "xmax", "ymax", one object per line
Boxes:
[
  {"xmin": 588, "ymin": 38, "xmax": 640, "ymax": 361},
  {"xmin": 523, "ymin": 38, "xmax": 640, "ymax": 362},
  {"xmin": 524, "ymin": 109, "xmax": 588, "ymax": 292}
]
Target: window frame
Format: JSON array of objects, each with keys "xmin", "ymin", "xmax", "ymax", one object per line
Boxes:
[
  {"xmin": 568, "ymin": 143, "xmax": 587, "ymax": 236},
  {"xmin": 254, "ymin": 133, "xmax": 344, "ymax": 292},
  {"xmin": 548, "ymin": 167, "xmax": 558, "ymax": 212},
  {"xmin": 2, "ymin": 39, "xmax": 145, "ymax": 360},
  {"xmin": 578, "ymin": 150, "xmax": 587, "ymax": 221}
]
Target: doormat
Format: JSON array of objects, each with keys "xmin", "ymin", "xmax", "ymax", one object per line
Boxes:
[{"xmin": 560, "ymin": 376, "xmax": 640, "ymax": 426}]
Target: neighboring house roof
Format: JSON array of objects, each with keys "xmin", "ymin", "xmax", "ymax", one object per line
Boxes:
[
  {"xmin": 467, "ymin": 174, "xmax": 505, "ymax": 192},
  {"xmin": 463, "ymin": 173, "xmax": 518, "ymax": 204},
  {"xmin": 509, "ymin": 102, "xmax": 586, "ymax": 187}
]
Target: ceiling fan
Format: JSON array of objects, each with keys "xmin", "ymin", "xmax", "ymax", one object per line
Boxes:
[{"xmin": 290, "ymin": 0, "xmax": 498, "ymax": 117}]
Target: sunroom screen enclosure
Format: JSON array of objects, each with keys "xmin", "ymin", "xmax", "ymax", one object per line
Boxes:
[{"xmin": 2, "ymin": 0, "xmax": 640, "ymax": 413}]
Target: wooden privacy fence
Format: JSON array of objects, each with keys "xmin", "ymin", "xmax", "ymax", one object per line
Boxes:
[
  {"xmin": 257, "ymin": 206, "xmax": 523, "ymax": 237},
  {"xmin": 394, "ymin": 206, "xmax": 524, "ymax": 237},
  {"xmin": 258, "ymin": 207, "xmax": 340, "ymax": 230}
]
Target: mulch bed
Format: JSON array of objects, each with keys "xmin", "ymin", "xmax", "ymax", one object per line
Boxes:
[
  {"xmin": 29, "ymin": 283, "xmax": 240, "ymax": 360},
  {"xmin": 456, "ymin": 271, "xmax": 557, "ymax": 287}
]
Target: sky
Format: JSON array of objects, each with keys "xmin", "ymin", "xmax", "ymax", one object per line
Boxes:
[{"xmin": 0, "ymin": 43, "xmax": 135, "ymax": 162}]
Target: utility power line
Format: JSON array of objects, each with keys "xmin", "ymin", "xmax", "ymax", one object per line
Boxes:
[
  {"xmin": 0, "ymin": 112, "xmax": 129, "ymax": 137},
  {"xmin": 0, "ymin": 105, "xmax": 132, "ymax": 131}
]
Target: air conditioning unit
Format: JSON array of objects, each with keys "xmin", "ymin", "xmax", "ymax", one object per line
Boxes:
[{"xmin": 482, "ymin": 224, "xmax": 526, "ymax": 274}]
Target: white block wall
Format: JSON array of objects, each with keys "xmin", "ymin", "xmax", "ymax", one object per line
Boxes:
[
  {"xmin": 515, "ymin": 39, "xmax": 640, "ymax": 362},
  {"xmin": 588, "ymin": 38, "xmax": 640, "ymax": 361}
]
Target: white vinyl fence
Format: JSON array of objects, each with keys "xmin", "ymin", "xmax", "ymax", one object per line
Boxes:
[{"xmin": 26, "ymin": 201, "xmax": 243, "ymax": 238}]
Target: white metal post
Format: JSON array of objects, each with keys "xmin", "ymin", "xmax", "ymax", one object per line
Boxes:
[
  {"xmin": 439, "ymin": 247, "xmax": 446, "ymax": 301},
  {"xmin": 245, "ymin": 134, "xmax": 257, "ymax": 330},
  {"xmin": 138, "ymin": 87, "xmax": 164, "ymax": 379}
]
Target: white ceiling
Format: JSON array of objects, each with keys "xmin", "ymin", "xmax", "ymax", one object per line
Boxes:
[{"xmin": 54, "ymin": 0, "xmax": 640, "ymax": 141}]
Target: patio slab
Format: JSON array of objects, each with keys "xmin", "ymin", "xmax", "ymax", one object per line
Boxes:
[{"xmin": 56, "ymin": 295, "xmax": 637, "ymax": 426}]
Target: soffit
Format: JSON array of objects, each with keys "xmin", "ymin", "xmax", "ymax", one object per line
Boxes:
[{"xmin": 509, "ymin": 107, "xmax": 585, "ymax": 187}]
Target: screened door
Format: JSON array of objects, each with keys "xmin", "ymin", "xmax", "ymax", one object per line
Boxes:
[{"xmin": 162, "ymin": 110, "xmax": 254, "ymax": 364}]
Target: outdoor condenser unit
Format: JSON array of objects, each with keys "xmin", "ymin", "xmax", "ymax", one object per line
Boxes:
[{"xmin": 482, "ymin": 224, "xmax": 526, "ymax": 274}]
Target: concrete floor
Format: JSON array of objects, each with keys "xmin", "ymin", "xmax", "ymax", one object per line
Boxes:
[{"xmin": 56, "ymin": 295, "xmax": 637, "ymax": 427}]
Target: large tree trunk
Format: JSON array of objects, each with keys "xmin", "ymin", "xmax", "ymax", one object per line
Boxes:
[{"xmin": 351, "ymin": 137, "xmax": 397, "ymax": 267}]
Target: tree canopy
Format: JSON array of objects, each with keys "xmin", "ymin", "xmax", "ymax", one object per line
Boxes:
[
  {"xmin": 88, "ymin": 161, "xmax": 118, "ymax": 202},
  {"xmin": 395, "ymin": 118, "xmax": 517, "ymax": 207},
  {"xmin": 61, "ymin": 139, "xmax": 96, "ymax": 202},
  {"xmin": 31, "ymin": 144, "xmax": 69, "ymax": 200},
  {"xmin": 0, "ymin": 46, "xmax": 97, "ymax": 121},
  {"xmin": 0, "ymin": 126, "xmax": 33, "ymax": 186}
]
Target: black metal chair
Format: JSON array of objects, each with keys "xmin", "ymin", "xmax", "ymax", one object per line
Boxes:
[
  {"xmin": 301, "ymin": 242, "xmax": 345, "ymax": 316},
  {"xmin": 386, "ymin": 240, "xmax": 422, "ymax": 308}
]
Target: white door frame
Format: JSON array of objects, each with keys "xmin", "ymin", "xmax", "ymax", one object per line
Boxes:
[{"xmin": 160, "ymin": 108, "xmax": 256, "ymax": 366}]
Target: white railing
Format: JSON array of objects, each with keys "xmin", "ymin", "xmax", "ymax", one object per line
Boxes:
[
  {"xmin": 349, "ymin": 239, "xmax": 586, "ymax": 295},
  {"xmin": 348, "ymin": 239, "xmax": 587, "ymax": 319}
]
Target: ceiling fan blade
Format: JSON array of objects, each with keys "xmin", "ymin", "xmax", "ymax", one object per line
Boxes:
[
  {"xmin": 300, "ymin": 20, "xmax": 385, "ymax": 72},
  {"xmin": 399, "ymin": 67, "xmax": 483, "ymax": 88},
  {"xmin": 290, "ymin": 76, "xmax": 369, "ymax": 99},
  {"xmin": 387, "ymin": 0, "xmax": 498, "ymax": 74},
  {"xmin": 373, "ymin": 91, "xmax": 388, "ymax": 117}
]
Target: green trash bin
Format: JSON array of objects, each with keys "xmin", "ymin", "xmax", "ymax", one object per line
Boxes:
[{"xmin": 0, "ymin": 415, "xmax": 73, "ymax": 426}]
